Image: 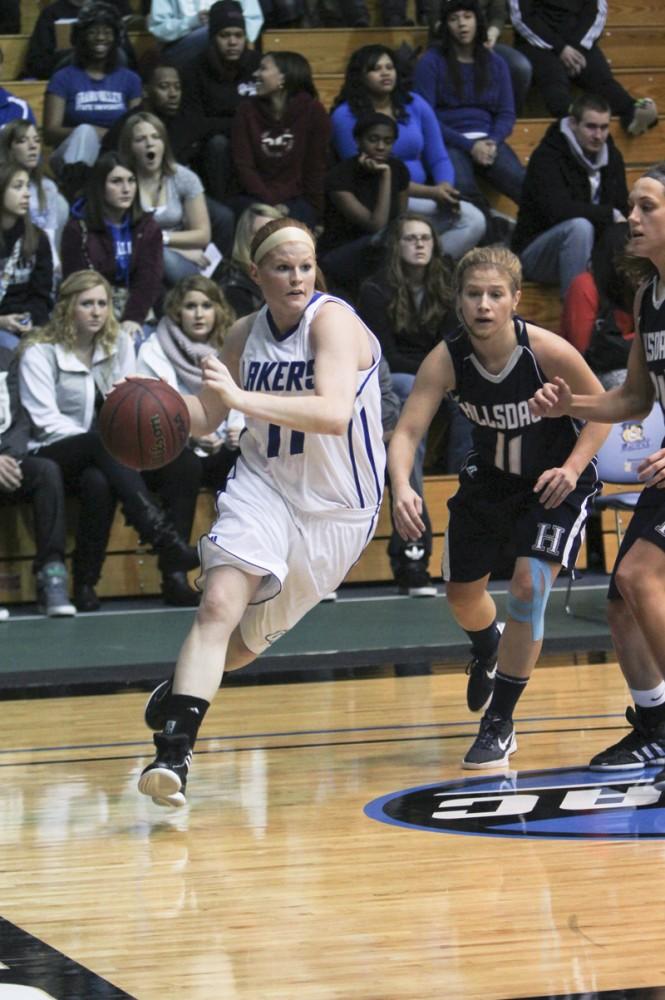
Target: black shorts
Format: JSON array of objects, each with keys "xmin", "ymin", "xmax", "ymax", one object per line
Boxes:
[
  {"xmin": 608, "ymin": 484, "xmax": 665, "ymax": 599},
  {"xmin": 443, "ymin": 463, "xmax": 600, "ymax": 584}
]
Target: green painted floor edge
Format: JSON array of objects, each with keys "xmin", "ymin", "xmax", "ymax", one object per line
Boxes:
[{"xmin": 0, "ymin": 585, "xmax": 610, "ymax": 674}]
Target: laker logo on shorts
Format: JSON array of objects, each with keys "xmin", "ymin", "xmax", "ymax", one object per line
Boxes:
[
  {"xmin": 532, "ymin": 522, "xmax": 565, "ymax": 556},
  {"xmin": 265, "ymin": 630, "xmax": 287, "ymax": 644}
]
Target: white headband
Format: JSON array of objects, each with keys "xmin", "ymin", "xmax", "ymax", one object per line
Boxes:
[{"xmin": 253, "ymin": 226, "xmax": 316, "ymax": 265}]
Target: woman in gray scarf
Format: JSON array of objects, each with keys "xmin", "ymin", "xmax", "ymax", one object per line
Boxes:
[{"xmin": 137, "ymin": 274, "xmax": 242, "ymax": 605}]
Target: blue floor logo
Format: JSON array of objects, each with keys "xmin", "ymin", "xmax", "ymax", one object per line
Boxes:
[{"xmin": 365, "ymin": 767, "xmax": 665, "ymax": 839}]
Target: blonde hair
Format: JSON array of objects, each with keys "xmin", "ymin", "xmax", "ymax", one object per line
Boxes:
[
  {"xmin": 164, "ymin": 275, "xmax": 235, "ymax": 351},
  {"xmin": 232, "ymin": 203, "xmax": 286, "ymax": 271},
  {"xmin": 22, "ymin": 270, "xmax": 119, "ymax": 354},
  {"xmin": 250, "ymin": 216, "xmax": 327, "ymax": 290},
  {"xmin": 454, "ymin": 245, "xmax": 522, "ymax": 296}
]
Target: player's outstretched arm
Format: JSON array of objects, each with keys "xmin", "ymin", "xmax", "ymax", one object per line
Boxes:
[
  {"xmin": 389, "ymin": 342, "xmax": 453, "ymax": 540},
  {"xmin": 530, "ymin": 327, "xmax": 610, "ymax": 509}
]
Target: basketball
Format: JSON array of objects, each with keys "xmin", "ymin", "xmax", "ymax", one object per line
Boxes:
[{"xmin": 99, "ymin": 378, "xmax": 191, "ymax": 471}]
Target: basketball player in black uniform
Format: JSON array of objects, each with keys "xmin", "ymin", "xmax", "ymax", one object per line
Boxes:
[
  {"xmin": 389, "ymin": 246, "xmax": 607, "ymax": 768},
  {"xmin": 531, "ymin": 162, "xmax": 665, "ymax": 782}
]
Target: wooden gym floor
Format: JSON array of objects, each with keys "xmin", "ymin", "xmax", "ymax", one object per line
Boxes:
[{"xmin": 2, "ymin": 584, "xmax": 665, "ymax": 999}]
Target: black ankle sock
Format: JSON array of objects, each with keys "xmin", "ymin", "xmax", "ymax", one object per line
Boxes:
[
  {"xmin": 464, "ymin": 621, "xmax": 500, "ymax": 660},
  {"xmin": 637, "ymin": 701, "xmax": 665, "ymax": 726},
  {"xmin": 163, "ymin": 694, "xmax": 210, "ymax": 747},
  {"xmin": 488, "ymin": 670, "xmax": 528, "ymax": 721}
]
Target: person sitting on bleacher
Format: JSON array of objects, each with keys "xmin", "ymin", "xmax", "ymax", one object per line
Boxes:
[
  {"xmin": 231, "ymin": 50, "xmax": 330, "ymax": 229},
  {"xmin": 61, "ymin": 151, "xmax": 164, "ymax": 346},
  {"xmin": 119, "ymin": 110, "xmax": 225, "ymax": 285},
  {"xmin": 509, "ymin": 0, "xmax": 658, "ymax": 137},
  {"xmin": 179, "ymin": 0, "xmax": 260, "ymax": 204},
  {"xmin": 102, "ymin": 59, "xmax": 215, "ymax": 177},
  {"xmin": 331, "ymin": 44, "xmax": 486, "ymax": 260},
  {"xmin": 414, "ymin": 0, "xmax": 525, "ymax": 242},
  {"xmin": 136, "ymin": 274, "xmax": 241, "ymax": 605},
  {"xmin": 215, "ymin": 201, "xmax": 286, "ymax": 316},
  {"xmin": 18, "ymin": 269, "xmax": 200, "ymax": 612},
  {"xmin": 319, "ymin": 111, "xmax": 409, "ymax": 299},
  {"xmin": 356, "ymin": 212, "xmax": 471, "ymax": 595},
  {"xmin": 43, "ymin": 2, "xmax": 142, "ymax": 194},
  {"xmin": 148, "ymin": 0, "xmax": 263, "ymax": 69},
  {"xmin": 0, "ymin": 121, "xmax": 69, "ymax": 288},
  {"xmin": 0, "ymin": 73, "xmax": 36, "ymax": 128},
  {"xmin": 511, "ymin": 92, "xmax": 628, "ymax": 299},
  {"xmin": 0, "ymin": 344, "xmax": 76, "ymax": 617},
  {"xmin": 23, "ymin": 0, "xmax": 132, "ymax": 80},
  {"xmin": 0, "ymin": 0, "xmax": 19, "ymax": 34},
  {"xmin": 0, "ymin": 162, "xmax": 53, "ymax": 351}
]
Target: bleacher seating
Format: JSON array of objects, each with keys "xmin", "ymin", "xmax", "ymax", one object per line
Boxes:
[{"xmin": 0, "ymin": 0, "xmax": 659, "ymax": 601}]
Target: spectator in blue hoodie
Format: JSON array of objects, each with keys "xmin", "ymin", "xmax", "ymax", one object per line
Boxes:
[
  {"xmin": 0, "ymin": 68, "xmax": 36, "ymax": 127},
  {"xmin": 414, "ymin": 0, "xmax": 524, "ymax": 229}
]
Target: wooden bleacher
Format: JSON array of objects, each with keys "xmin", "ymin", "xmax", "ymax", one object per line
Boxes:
[{"xmin": 0, "ymin": 0, "xmax": 660, "ymax": 601}]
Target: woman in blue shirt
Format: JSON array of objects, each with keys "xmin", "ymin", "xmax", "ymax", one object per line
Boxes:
[
  {"xmin": 414, "ymin": 0, "xmax": 524, "ymax": 224},
  {"xmin": 43, "ymin": 2, "xmax": 142, "ymax": 187},
  {"xmin": 331, "ymin": 44, "xmax": 485, "ymax": 259}
]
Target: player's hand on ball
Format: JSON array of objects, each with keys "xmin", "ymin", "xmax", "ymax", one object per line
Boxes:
[
  {"xmin": 393, "ymin": 485, "xmax": 427, "ymax": 541},
  {"xmin": 534, "ymin": 465, "xmax": 576, "ymax": 509},
  {"xmin": 529, "ymin": 376, "xmax": 572, "ymax": 419},
  {"xmin": 201, "ymin": 355, "xmax": 242, "ymax": 407},
  {"xmin": 638, "ymin": 447, "xmax": 665, "ymax": 487}
]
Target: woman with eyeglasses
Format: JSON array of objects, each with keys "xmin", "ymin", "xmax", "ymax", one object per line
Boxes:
[{"xmin": 357, "ymin": 212, "xmax": 471, "ymax": 595}]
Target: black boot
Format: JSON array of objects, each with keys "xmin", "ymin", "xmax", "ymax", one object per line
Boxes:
[
  {"xmin": 161, "ymin": 571, "xmax": 200, "ymax": 607},
  {"xmin": 131, "ymin": 495, "xmax": 199, "ymax": 574}
]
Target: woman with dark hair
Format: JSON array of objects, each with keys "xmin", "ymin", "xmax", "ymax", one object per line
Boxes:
[
  {"xmin": 561, "ymin": 222, "xmax": 636, "ymax": 389},
  {"xmin": 0, "ymin": 121, "xmax": 69, "ymax": 284},
  {"xmin": 0, "ymin": 162, "xmax": 53, "ymax": 350},
  {"xmin": 119, "ymin": 111, "xmax": 214, "ymax": 287},
  {"xmin": 136, "ymin": 274, "xmax": 240, "ymax": 604},
  {"xmin": 414, "ymin": 0, "xmax": 525, "ymax": 225},
  {"xmin": 43, "ymin": 1, "xmax": 142, "ymax": 184},
  {"xmin": 230, "ymin": 51, "xmax": 331, "ymax": 227},
  {"xmin": 18, "ymin": 269, "xmax": 199, "ymax": 612},
  {"xmin": 61, "ymin": 151, "xmax": 164, "ymax": 345},
  {"xmin": 357, "ymin": 212, "xmax": 471, "ymax": 594},
  {"xmin": 331, "ymin": 43, "xmax": 486, "ymax": 259}
]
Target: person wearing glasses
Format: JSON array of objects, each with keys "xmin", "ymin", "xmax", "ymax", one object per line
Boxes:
[{"xmin": 357, "ymin": 213, "xmax": 470, "ymax": 595}]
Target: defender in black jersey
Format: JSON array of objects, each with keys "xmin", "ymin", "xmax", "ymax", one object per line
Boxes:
[
  {"xmin": 389, "ymin": 246, "xmax": 607, "ymax": 769},
  {"xmin": 531, "ymin": 163, "xmax": 665, "ymax": 782}
]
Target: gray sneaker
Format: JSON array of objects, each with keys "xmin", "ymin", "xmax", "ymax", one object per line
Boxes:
[{"xmin": 36, "ymin": 562, "xmax": 76, "ymax": 617}]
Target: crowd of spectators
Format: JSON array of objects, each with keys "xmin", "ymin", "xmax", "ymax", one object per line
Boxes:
[{"xmin": 0, "ymin": 0, "xmax": 659, "ymax": 617}]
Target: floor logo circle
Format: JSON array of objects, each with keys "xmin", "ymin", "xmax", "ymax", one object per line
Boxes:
[{"xmin": 365, "ymin": 766, "xmax": 665, "ymax": 839}]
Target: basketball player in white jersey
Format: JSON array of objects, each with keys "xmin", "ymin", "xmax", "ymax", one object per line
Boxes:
[
  {"xmin": 531, "ymin": 162, "xmax": 665, "ymax": 782},
  {"xmin": 389, "ymin": 246, "xmax": 607, "ymax": 769},
  {"xmin": 138, "ymin": 218, "xmax": 385, "ymax": 807}
]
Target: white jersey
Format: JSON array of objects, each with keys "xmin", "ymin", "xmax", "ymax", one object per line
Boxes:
[{"xmin": 237, "ymin": 292, "xmax": 386, "ymax": 517}]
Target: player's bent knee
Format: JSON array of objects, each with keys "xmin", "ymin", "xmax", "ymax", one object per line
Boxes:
[
  {"xmin": 507, "ymin": 557, "xmax": 553, "ymax": 642},
  {"xmin": 445, "ymin": 580, "xmax": 486, "ymax": 611}
]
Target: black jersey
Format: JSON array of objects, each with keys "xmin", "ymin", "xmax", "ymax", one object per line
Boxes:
[
  {"xmin": 447, "ymin": 316, "xmax": 594, "ymax": 482},
  {"xmin": 639, "ymin": 276, "xmax": 665, "ymax": 429}
]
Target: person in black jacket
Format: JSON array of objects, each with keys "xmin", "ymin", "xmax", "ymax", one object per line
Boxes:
[
  {"xmin": 0, "ymin": 345, "xmax": 76, "ymax": 616},
  {"xmin": 0, "ymin": 163, "xmax": 53, "ymax": 350},
  {"xmin": 509, "ymin": 0, "xmax": 657, "ymax": 135},
  {"xmin": 511, "ymin": 92, "xmax": 628, "ymax": 297},
  {"xmin": 180, "ymin": 0, "xmax": 260, "ymax": 202}
]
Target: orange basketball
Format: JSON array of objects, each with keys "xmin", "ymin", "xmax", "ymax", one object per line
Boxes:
[{"xmin": 99, "ymin": 378, "xmax": 191, "ymax": 471}]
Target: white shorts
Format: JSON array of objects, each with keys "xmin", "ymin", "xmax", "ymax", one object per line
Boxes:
[{"xmin": 198, "ymin": 463, "xmax": 378, "ymax": 655}]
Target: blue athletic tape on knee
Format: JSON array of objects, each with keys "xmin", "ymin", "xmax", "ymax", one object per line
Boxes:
[{"xmin": 506, "ymin": 558, "xmax": 553, "ymax": 642}]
